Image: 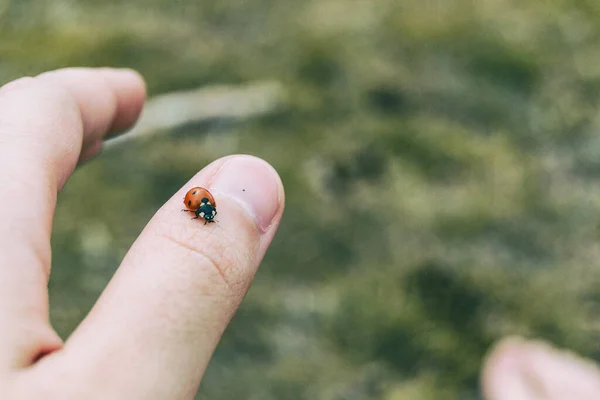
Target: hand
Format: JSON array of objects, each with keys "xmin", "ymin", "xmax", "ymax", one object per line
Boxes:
[
  {"xmin": 0, "ymin": 68, "xmax": 284, "ymax": 398},
  {"xmin": 482, "ymin": 337, "xmax": 600, "ymax": 399}
]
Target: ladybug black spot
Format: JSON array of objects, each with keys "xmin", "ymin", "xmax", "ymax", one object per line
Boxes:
[
  {"xmin": 187, "ymin": 200, "xmax": 192, "ymax": 206},
  {"xmin": 192, "ymin": 191, "xmax": 197, "ymax": 195}
]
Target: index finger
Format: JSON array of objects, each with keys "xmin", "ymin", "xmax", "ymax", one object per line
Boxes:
[{"xmin": 0, "ymin": 68, "xmax": 146, "ymax": 368}]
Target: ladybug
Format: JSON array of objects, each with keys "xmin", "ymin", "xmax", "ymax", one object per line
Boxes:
[{"xmin": 182, "ymin": 187, "xmax": 217, "ymax": 225}]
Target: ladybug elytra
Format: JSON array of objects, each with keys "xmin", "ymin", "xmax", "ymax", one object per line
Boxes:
[{"xmin": 182, "ymin": 187, "xmax": 217, "ymax": 225}]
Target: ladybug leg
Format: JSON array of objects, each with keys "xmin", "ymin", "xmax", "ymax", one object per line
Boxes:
[{"xmin": 182, "ymin": 209, "xmax": 199, "ymax": 219}]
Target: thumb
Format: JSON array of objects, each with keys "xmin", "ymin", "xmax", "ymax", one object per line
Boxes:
[{"xmin": 20, "ymin": 155, "xmax": 284, "ymax": 399}]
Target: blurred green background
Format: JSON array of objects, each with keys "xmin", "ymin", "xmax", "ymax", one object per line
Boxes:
[{"xmin": 3, "ymin": 0, "xmax": 600, "ymax": 398}]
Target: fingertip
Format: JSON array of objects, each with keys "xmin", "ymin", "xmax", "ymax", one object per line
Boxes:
[
  {"xmin": 97, "ymin": 68, "xmax": 147, "ymax": 134},
  {"xmin": 483, "ymin": 337, "xmax": 545, "ymax": 400},
  {"xmin": 209, "ymin": 155, "xmax": 284, "ymax": 232},
  {"xmin": 30, "ymin": 67, "xmax": 147, "ymax": 141},
  {"xmin": 483, "ymin": 336, "xmax": 600, "ymax": 400}
]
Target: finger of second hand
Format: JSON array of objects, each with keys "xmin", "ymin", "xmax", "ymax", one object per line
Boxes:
[
  {"xmin": 0, "ymin": 68, "xmax": 145, "ymax": 369},
  {"xmin": 482, "ymin": 337, "xmax": 600, "ymax": 400}
]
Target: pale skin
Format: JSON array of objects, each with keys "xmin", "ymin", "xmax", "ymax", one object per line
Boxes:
[{"xmin": 0, "ymin": 68, "xmax": 597, "ymax": 399}]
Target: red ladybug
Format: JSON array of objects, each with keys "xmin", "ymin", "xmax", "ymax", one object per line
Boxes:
[{"xmin": 182, "ymin": 187, "xmax": 217, "ymax": 224}]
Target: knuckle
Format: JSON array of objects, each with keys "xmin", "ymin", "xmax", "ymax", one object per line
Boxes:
[
  {"xmin": 0, "ymin": 76, "xmax": 82, "ymax": 135},
  {"xmin": 34, "ymin": 78, "xmax": 80, "ymax": 118}
]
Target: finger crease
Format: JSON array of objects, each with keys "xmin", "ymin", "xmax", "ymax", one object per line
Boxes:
[{"xmin": 156, "ymin": 232, "xmax": 231, "ymax": 289}]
